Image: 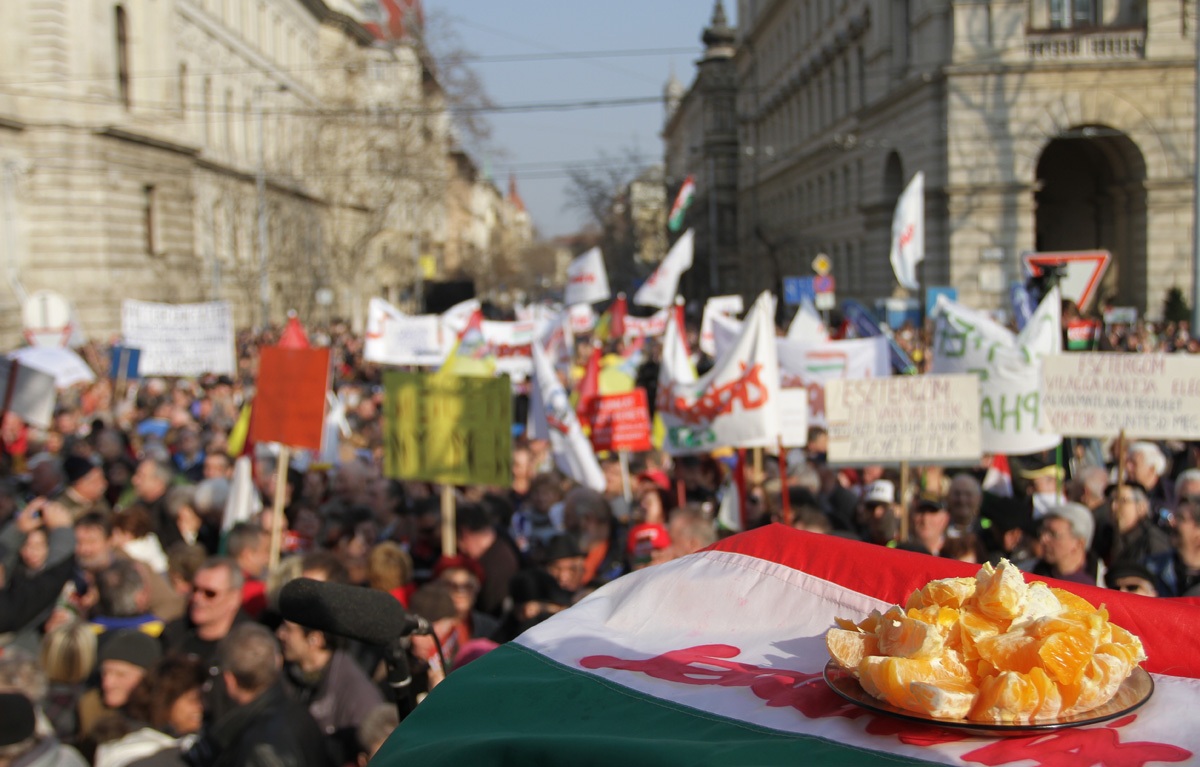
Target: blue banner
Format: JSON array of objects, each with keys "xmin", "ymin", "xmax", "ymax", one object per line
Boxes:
[{"xmin": 840, "ymin": 300, "xmax": 917, "ymax": 375}]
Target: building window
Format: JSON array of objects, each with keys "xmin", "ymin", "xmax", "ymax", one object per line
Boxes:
[
  {"xmin": 144, "ymin": 185, "xmax": 159, "ymax": 256},
  {"xmin": 178, "ymin": 62, "xmax": 187, "ymax": 114},
  {"xmin": 202, "ymin": 77, "xmax": 212, "ymax": 145},
  {"xmin": 115, "ymin": 5, "xmax": 130, "ymax": 108},
  {"xmin": 1049, "ymin": 0, "xmax": 1098, "ymax": 28}
]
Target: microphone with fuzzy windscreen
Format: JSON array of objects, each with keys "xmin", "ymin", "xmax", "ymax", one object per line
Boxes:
[{"xmin": 278, "ymin": 577, "xmax": 429, "ymax": 646}]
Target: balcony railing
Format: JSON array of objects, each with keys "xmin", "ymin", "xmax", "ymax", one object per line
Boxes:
[{"xmin": 1026, "ymin": 28, "xmax": 1145, "ymax": 60}]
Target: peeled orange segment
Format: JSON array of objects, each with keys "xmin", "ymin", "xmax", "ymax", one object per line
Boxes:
[
  {"xmin": 859, "ymin": 656, "xmax": 971, "ymax": 713},
  {"xmin": 826, "ymin": 628, "xmax": 879, "ymax": 671},
  {"xmin": 975, "ymin": 631, "xmax": 1043, "ymax": 675},
  {"xmin": 1038, "ymin": 629, "xmax": 1097, "ymax": 685},
  {"xmin": 973, "ymin": 560, "xmax": 1027, "ymax": 620},
  {"xmin": 1062, "ymin": 653, "xmax": 1130, "ymax": 714},
  {"xmin": 1050, "ymin": 587, "xmax": 1096, "ymax": 613},
  {"xmin": 910, "ymin": 679, "xmax": 976, "ymax": 719},
  {"xmin": 1010, "ymin": 582, "xmax": 1065, "ymax": 630},
  {"xmin": 877, "ymin": 607, "xmax": 945, "ymax": 660},
  {"xmin": 906, "ymin": 577, "xmax": 976, "ymax": 611}
]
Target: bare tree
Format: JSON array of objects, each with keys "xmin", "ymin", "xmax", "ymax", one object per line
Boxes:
[{"xmin": 563, "ymin": 148, "xmax": 652, "ymax": 293}]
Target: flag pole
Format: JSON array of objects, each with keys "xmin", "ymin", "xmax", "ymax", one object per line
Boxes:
[
  {"xmin": 778, "ymin": 436, "xmax": 791, "ymax": 526},
  {"xmin": 619, "ymin": 450, "xmax": 632, "ymax": 504},
  {"xmin": 735, "ymin": 448, "xmax": 748, "ymax": 530},
  {"xmin": 268, "ymin": 444, "xmax": 290, "ymax": 573},
  {"xmin": 441, "ymin": 484, "xmax": 457, "ymax": 557},
  {"xmin": 898, "ymin": 460, "xmax": 911, "ymax": 544}
]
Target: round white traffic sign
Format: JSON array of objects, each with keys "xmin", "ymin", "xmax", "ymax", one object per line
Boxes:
[{"xmin": 22, "ymin": 290, "xmax": 73, "ymax": 348}]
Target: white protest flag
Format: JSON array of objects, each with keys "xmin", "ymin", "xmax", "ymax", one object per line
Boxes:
[
  {"xmin": 222, "ymin": 455, "xmax": 263, "ymax": 533},
  {"xmin": 660, "ymin": 303, "xmax": 696, "ymax": 386},
  {"xmin": 567, "ymin": 303, "xmax": 596, "ymax": 335},
  {"xmin": 364, "ymin": 298, "xmax": 447, "ymax": 367},
  {"xmin": 564, "ymin": 247, "xmax": 611, "ymax": 306},
  {"xmin": 657, "ymin": 291, "xmax": 780, "ymax": 455},
  {"xmin": 889, "ymin": 171, "xmax": 924, "ymax": 291},
  {"xmin": 712, "ymin": 314, "xmax": 888, "ymax": 429},
  {"xmin": 482, "ymin": 320, "xmax": 535, "ymax": 380},
  {"xmin": 699, "ymin": 294, "xmax": 744, "ymax": 356},
  {"xmin": 529, "ymin": 342, "xmax": 606, "ymax": 491},
  {"xmin": 634, "ymin": 229, "xmax": 694, "ymax": 308},
  {"xmin": 932, "ymin": 286, "xmax": 1061, "ymax": 455},
  {"xmin": 623, "ymin": 307, "xmax": 670, "ymax": 339},
  {"xmin": 787, "ymin": 297, "xmax": 829, "ymax": 341},
  {"xmin": 440, "ymin": 298, "xmax": 482, "ymax": 335}
]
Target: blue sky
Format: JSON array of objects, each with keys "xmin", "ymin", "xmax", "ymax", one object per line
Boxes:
[{"xmin": 431, "ymin": 2, "xmax": 735, "ymax": 239}]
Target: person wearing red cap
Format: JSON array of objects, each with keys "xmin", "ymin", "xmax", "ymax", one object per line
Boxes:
[{"xmin": 626, "ymin": 523, "xmax": 671, "ymax": 570}]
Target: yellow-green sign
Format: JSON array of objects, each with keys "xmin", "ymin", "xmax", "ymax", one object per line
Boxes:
[{"xmin": 383, "ymin": 371, "xmax": 512, "ymax": 486}]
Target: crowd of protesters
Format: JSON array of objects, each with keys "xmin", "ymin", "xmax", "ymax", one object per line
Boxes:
[{"xmin": 0, "ymin": 308, "xmax": 1197, "ymax": 767}]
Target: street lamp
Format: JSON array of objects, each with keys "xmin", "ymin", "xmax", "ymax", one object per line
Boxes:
[{"xmin": 255, "ymin": 83, "xmax": 287, "ymax": 330}]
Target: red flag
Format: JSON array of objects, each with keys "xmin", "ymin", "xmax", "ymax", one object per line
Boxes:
[
  {"xmin": 575, "ymin": 343, "xmax": 602, "ymax": 425},
  {"xmin": 609, "ymin": 294, "xmax": 627, "ymax": 341},
  {"xmin": 278, "ymin": 314, "xmax": 310, "ymax": 349}
]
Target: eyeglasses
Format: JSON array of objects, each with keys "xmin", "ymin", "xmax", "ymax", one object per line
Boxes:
[
  {"xmin": 1114, "ymin": 582, "xmax": 1147, "ymax": 593},
  {"xmin": 442, "ymin": 580, "xmax": 476, "ymax": 593},
  {"xmin": 193, "ymin": 586, "xmax": 225, "ymax": 600}
]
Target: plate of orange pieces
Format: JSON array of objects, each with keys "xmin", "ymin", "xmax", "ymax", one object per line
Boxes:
[{"xmin": 824, "ymin": 559, "xmax": 1153, "ymax": 736}]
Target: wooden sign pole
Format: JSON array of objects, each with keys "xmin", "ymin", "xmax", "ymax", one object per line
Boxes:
[
  {"xmin": 268, "ymin": 444, "xmax": 290, "ymax": 573},
  {"xmin": 441, "ymin": 484, "xmax": 457, "ymax": 557},
  {"xmin": 898, "ymin": 460, "xmax": 911, "ymax": 544}
]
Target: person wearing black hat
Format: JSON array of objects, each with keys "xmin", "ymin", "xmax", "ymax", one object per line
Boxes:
[
  {"xmin": 76, "ymin": 629, "xmax": 163, "ymax": 741},
  {"xmin": 908, "ymin": 498, "xmax": 951, "ymax": 557},
  {"xmin": 53, "ymin": 455, "xmax": 110, "ymax": 521},
  {"xmin": 0, "ymin": 691, "xmax": 87, "ymax": 767},
  {"xmin": 979, "ymin": 495, "xmax": 1038, "ymax": 568},
  {"xmin": 1105, "ymin": 560, "xmax": 1160, "ymax": 597},
  {"xmin": 499, "ymin": 535, "xmax": 585, "ymax": 641},
  {"xmin": 455, "ymin": 502, "xmax": 521, "ymax": 621}
]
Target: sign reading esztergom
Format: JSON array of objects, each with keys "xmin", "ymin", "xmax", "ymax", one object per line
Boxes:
[
  {"xmin": 825, "ymin": 374, "xmax": 982, "ymax": 465},
  {"xmin": 1040, "ymin": 353, "xmax": 1200, "ymax": 438}
]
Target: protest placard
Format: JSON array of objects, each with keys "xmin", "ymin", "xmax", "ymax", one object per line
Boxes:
[
  {"xmin": 248, "ymin": 346, "xmax": 330, "ymax": 450},
  {"xmin": 0, "ymin": 359, "xmax": 57, "ymax": 429},
  {"xmin": 591, "ymin": 390, "xmax": 652, "ymax": 453},
  {"xmin": 383, "ymin": 371, "xmax": 512, "ymax": 486},
  {"xmin": 825, "ymin": 374, "xmax": 982, "ymax": 465},
  {"xmin": 364, "ymin": 298, "xmax": 448, "ymax": 367},
  {"xmin": 777, "ymin": 388, "xmax": 810, "ymax": 447},
  {"xmin": 1041, "ymin": 353, "xmax": 1200, "ymax": 438},
  {"xmin": 121, "ymin": 300, "xmax": 235, "ymax": 376}
]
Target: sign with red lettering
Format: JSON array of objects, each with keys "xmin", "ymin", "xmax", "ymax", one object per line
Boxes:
[
  {"xmin": 249, "ymin": 346, "xmax": 330, "ymax": 450},
  {"xmin": 590, "ymin": 389, "xmax": 652, "ymax": 453}
]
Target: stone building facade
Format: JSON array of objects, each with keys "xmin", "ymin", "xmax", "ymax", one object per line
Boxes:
[
  {"xmin": 662, "ymin": 3, "xmax": 741, "ymax": 304},
  {"xmin": 681, "ymin": 0, "xmax": 1195, "ymax": 316},
  {"xmin": 0, "ymin": 0, "xmax": 523, "ymax": 346}
]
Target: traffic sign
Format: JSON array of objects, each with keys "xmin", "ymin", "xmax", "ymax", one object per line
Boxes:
[
  {"xmin": 812, "ymin": 253, "xmax": 832, "ymax": 276},
  {"xmin": 1021, "ymin": 250, "xmax": 1111, "ymax": 310},
  {"xmin": 813, "ymin": 275, "xmax": 836, "ymax": 311},
  {"xmin": 783, "ymin": 276, "xmax": 815, "ymax": 306},
  {"xmin": 22, "ymin": 290, "xmax": 74, "ymax": 348}
]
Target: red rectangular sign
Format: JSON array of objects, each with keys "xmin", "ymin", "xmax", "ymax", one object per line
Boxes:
[
  {"xmin": 249, "ymin": 346, "xmax": 330, "ymax": 450},
  {"xmin": 590, "ymin": 389, "xmax": 652, "ymax": 453}
]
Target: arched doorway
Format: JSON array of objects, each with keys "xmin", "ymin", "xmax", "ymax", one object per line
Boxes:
[{"xmin": 1034, "ymin": 126, "xmax": 1147, "ymax": 308}]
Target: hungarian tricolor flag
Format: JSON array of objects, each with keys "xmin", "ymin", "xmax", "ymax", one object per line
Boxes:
[
  {"xmin": 376, "ymin": 526, "xmax": 1200, "ymax": 765},
  {"xmin": 668, "ymin": 175, "xmax": 695, "ymax": 232}
]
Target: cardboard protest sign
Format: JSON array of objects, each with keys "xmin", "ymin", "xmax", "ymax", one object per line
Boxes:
[
  {"xmin": 248, "ymin": 346, "xmax": 330, "ymax": 450},
  {"xmin": 121, "ymin": 300, "xmax": 235, "ymax": 376},
  {"xmin": 931, "ymin": 287, "xmax": 1061, "ymax": 455},
  {"xmin": 0, "ymin": 359, "xmax": 57, "ymax": 429},
  {"xmin": 777, "ymin": 388, "xmax": 810, "ymax": 448},
  {"xmin": 383, "ymin": 371, "xmax": 512, "ymax": 486},
  {"xmin": 364, "ymin": 298, "xmax": 448, "ymax": 367},
  {"xmin": 1041, "ymin": 353, "xmax": 1200, "ymax": 439},
  {"xmin": 657, "ymin": 292, "xmax": 780, "ymax": 455},
  {"xmin": 825, "ymin": 374, "xmax": 982, "ymax": 465},
  {"xmin": 590, "ymin": 389, "xmax": 653, "ymax": 453}
]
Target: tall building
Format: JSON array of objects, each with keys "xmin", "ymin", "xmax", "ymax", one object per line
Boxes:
[
  {"xmin": 677, "ymin": 0, "xmax": 1195, "ymax": 316},
  {"xmin": 0, "ymin": 0, "xmax": 501, "ymax": 343},
  {"xmin": 662, "ymin": 2, "xmax": 740, "ymax": 304}
]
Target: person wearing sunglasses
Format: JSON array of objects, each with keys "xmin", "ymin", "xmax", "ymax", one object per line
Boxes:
[
  {"xmin": 1104, "ymin": 560, "xmax": 1160, "ymax": 597},
  {"xmin": 160, "ymin": 557, "xmax": 251, "ymax": 669}
]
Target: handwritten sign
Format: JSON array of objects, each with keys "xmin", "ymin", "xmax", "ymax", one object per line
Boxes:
[
  {"xmin": 591, "ymin": 389, "xmax": 652, "ymax": 453},
  {"xmin": 121, "ymin": 300, "xmax": 235, "ymax": 376},
  {"xmin": 249, "ymin": 346, "xmax": 330, "ymax": 450},
  {"xmin": 383, "ymin": 371, "xmax": 512, "ymax": 486},
  {"xmin": 1041, "ymin": 353, "xmax": 1200, "ymax": 438},
  {"xmin": 825, "ymin": 374, "xmax": 982, "ymax": 465}
]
